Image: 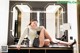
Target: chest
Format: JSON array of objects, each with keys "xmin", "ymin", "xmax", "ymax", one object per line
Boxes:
[{"xmin": 29, "ymin": 29, "xmax": 37, "ymax": 36}]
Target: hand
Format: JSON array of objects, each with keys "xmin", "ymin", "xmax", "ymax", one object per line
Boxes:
[{"xmin": 16, "ymin": 45, "xmax": 21, "ymax": 50}]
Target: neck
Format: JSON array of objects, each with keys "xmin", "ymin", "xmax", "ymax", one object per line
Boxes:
[{"xmin": 30, "ymin": 25, "xmax": 36, "ymax": 30}]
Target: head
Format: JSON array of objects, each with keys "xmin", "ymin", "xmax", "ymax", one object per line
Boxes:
[{"xmin": 29, "ymin": 19, "xmax": 38, "ymax": 29}]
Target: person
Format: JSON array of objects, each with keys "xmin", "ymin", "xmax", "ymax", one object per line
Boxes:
[{"xmin": 16, "ymin": 19, "xmax": 76, "ymax": 50}]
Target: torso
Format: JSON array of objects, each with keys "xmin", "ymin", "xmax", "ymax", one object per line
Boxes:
[{"xmin": 27, "ymin": 26, "xmax": 43, "ymax": 46}]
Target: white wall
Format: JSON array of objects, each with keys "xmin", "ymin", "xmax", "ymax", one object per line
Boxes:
[
  {"xmin": 46, "ymin": 13, "xmax": 55, "ymax": 39},
  {"xmin": 67, "ymin": 2, "xmax": 79, "ymax": 53},
  {"xmin": 21, "ymin": 12, "xmax": 30, "ymax": 36},
  {"xmin": 16, "ymin": 5, "xmax": 30, "ymax": 36},
  {"xmin": 46, "ymin": 5, "xmax": 61, "ymax": 40},
  {"xmin": 12, "ymin": 7, "xmax": 18, "ymax": 36},
  {"xmin": 0, "ymin": 0, "xmax": 9, "ymax": 52}
]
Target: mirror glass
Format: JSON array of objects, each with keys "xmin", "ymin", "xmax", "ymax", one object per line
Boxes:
[{"xmin": 8, "ymin": 1, "xmax": 68, "ymax": 47}]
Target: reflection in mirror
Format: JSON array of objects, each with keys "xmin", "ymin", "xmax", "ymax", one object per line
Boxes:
[
  {"xmin": 8, "ymin": 3, "xmax": 67, "ymax": 47},
  {"xmin": 55, "ymin": 7, "xmax": 64, "ymax": 39},
  {"xmin": 12, "ymin": 5, "xmax": 30, "ymax": 44},
  {"xmin": 13, "ymin": 5, "xmax": 65, "ymax": 44},
  {"xmin": 46, "ymin": 5, "xmax": 65, "ymax": 41}
]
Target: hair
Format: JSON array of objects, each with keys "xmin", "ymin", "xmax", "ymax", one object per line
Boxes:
[{"xmin": 29, "ymin": 19, "xmax": 38, "ymax": 25}]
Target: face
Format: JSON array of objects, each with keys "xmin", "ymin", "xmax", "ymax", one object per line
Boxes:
[{"xmin": 30, "ymin": 21, "xmax": 38, "ymax": 29}]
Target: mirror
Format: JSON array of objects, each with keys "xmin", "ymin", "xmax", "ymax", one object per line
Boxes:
[
  {"xmin": 55, "ymin": 7, "xmax": 64, "ymax": 39},
  {"xmin": 8, "ymin": 1, "xmax": 68, "ymax": 47}
]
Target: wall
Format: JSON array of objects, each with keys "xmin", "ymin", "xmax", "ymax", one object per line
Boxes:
[
  {"xmin": 0, "ymin": 0, "xmax": 9, "ymax": 52},
  {"xmin": 46, "ymin": 13, "xmax": 55, "ymax": 40},
  {"xmin": 16, "ymin": 5, "xmax": 30, "ymax": 36},
  {"xmin": 67, "ymin": 0, "xmax": 79, "ymax": 53},
  {"xmin": 12, "ymin": 7, "xmax": 18, "ymax": 36},
  {"xmin": 21, "ymin": 12, "xmax": 30, "ymax": 36}
]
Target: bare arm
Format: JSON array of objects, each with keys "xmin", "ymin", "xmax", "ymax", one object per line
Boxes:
[{"xmin": 17, "ymin": 28, "xmax": 28, "ymax": 45}]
